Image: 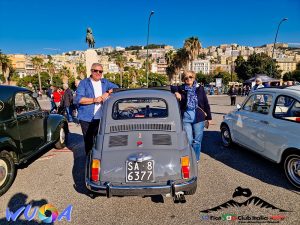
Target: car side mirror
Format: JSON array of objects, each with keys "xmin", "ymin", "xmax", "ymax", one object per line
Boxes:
[
  {"xmin": 236, "ymin": 104, "xmax": 241, "ymax": 110},
  {"xmin": 32, "ymin": 92, "xmax": 38, "ymax": 98}
]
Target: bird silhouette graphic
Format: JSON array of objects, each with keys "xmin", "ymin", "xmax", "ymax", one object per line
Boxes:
[{"xmin": 200, "ymin": 187, "xmax": 291, "ymax": 213}]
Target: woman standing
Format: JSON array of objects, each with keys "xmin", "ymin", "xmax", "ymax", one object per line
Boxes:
[
  {"xmin": 171, "ymin": 71, "xmax": 212, "ymax": 162},
  {"xmin": 52, "ymin": 86, "xmax": 62, "ymax": 109}
]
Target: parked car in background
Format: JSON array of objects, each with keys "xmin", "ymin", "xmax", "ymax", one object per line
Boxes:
[
  {"xmin": 85, "ymin": 88, "xmax": 198, "ymax": 201},
  {"xmin": 0, "ymin": 85, "xmax": 68, "ymax": 196},
  {"xmin": 221, "ymin": 86, "xmax": 300, "ymax": 188}
]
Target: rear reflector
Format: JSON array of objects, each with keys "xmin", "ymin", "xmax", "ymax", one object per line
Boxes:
[
  {"xmin": 181, "ymin": 156, "xmax": 190, "ymax": 179},
  {"xmin": 91, "ymin": 159, "xmax": 100, "ymax": 182}
]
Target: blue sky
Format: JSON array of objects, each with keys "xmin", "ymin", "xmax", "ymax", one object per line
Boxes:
[{"xmin": 0, "ymin": 0, "xmax": 299, "ymax": 54}]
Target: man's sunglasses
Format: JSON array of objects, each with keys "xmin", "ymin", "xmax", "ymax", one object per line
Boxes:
[
  {"xmin": 92, "ymin": 69, "xmax": 103, "ymax": 74},
  {"xmin": 184, "ymin": 76, "xmax": 194, "ymax": 81}
]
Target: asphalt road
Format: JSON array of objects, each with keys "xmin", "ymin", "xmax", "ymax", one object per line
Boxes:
[{"xmin": 0, "ymin": 96, "xmax": 299, "ymax": 225}]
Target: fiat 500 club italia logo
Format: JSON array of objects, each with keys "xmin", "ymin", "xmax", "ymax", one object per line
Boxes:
[{"xmin": 5, "ymin": 203, "xmax": 73, "ymax": 223}]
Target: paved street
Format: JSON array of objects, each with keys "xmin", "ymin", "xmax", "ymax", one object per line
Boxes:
[{"xmin": 0, "ymin": 96, "xmax": 299, "ymax": 225}]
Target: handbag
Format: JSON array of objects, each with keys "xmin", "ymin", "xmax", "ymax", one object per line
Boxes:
[{"xmin": 197, "ymin": 106, "xmax": 209, "ymax": 129}]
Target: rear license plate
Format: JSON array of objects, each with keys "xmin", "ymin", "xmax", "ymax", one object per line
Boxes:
[{"xmin": 126, "ymin": 160, "xmax": 154, "ymax": 182}]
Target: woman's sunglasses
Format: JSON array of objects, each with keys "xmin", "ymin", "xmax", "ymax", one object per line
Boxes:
[
  {"xmin": 184, "ymin": 76, "xmax": 194, "ymax": 81},
  {"xmin": 92, "ymin": 69, "xmax": 103, "ymax": 74}
]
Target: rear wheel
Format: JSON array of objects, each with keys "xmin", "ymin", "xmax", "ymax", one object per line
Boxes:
[
  {"xmin": 284, "ymin": 153, "xmax": 300, "ymax": 189},
  {"xmin": 221, "ymin": 125, "xmax": 232, "ymax": 147},
  {"xmin": 54, "ymin": 126, "xmax": 67, "ymax": 149},
  {"xmin": 0, "ymin": 151, "xmax": 16, "ymax": 196}
]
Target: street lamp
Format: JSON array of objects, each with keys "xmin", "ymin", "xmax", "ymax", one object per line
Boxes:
[
  {"xmin": 146, "ymin": 10, "xmax": 154, "ymax": 88},
  {"xmin": 270, "ymin": 18, "xmax": 288, "ymax": 76}
]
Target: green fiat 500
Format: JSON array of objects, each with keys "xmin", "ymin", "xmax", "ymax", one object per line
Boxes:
[{"xmin": 0, "ymin": 85, "xmax": 68, "ymax": 196}]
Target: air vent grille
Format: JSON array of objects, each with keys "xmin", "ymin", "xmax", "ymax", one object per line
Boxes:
[
  {"xmin": 109, "ymin": 135, "xmax": 128, "ymax": 147},
  {"xmin": 110, "ymin": 124, "xmax": 172, "ymax": 133},
  {"xmin": 152, "ymin": 134, "xmax": 172, "ymax": 145}
]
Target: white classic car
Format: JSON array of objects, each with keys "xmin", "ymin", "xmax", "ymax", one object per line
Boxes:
[{"xmin": 221, "ymin": 85, "xmax": 300, "ymax": 189}]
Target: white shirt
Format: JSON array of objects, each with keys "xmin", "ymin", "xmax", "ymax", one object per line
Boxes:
[{"xmin": 91, "ymin": 78, "xmax": 103, "ymax": 119}]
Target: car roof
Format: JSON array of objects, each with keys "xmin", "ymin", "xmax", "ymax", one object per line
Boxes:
[
  {"xmin": 111, "ymin": 88, "xmax": 174, "ymax": 99},
  {"xmin": 253, "ymin": 85, "xmax": 300, "ymax": 98},
  {"xmin": 0, "ymin": 85, "xmax": 30, "ymax": 95}
]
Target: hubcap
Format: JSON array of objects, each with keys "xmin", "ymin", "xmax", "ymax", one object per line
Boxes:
[
  {"xmin": 287, "ymin": 157, "xmax": 300, "ymax": 185},
  {"xmin": 222, "ymin": 129, "xmax": 230, "ymax": 145},
  {"xmin": 60, "ymin": 128, "xmax": 65, "ymax": 144},
  {"xmin": 0, "ymin": 159, "xmax": 8, "ymax": 186}
]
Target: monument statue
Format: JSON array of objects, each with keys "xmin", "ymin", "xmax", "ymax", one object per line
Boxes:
[{"xmin": 86, "ymin": 27, "xmax": 95, "ymax": 48}]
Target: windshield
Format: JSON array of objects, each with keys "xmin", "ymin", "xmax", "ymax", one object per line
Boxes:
[{"xmin": 112, "ymin": 98, "xmax": 168, "ymax": 120}]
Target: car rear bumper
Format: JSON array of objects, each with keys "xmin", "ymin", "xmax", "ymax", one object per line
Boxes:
[{"xmin": 86, "ymin": 177, "xmax": 197, "ymax": 197}]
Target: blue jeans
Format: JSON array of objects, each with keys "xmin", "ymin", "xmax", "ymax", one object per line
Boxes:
[
  {"xmin": 183, "ymin": 121, "xmax": 205, "ymax": 161},
  {"xmin": 66, "ymin": 106, "xmax": 73, "ymax": 122}
]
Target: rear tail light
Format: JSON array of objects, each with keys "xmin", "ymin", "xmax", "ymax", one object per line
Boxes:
[
  {"xmin": 181, "ymin": 156, "xmax": 190, "ymax": 179},
  {"xmin": 91, "ymin": 159, "xmax": 100, "ymax": 182}
]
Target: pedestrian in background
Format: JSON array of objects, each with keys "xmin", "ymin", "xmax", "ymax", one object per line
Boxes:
[
  {"xmin": 251, "ymin": 78, "xmax": 264, "ymax": 92},
  {"xmin": 61, "ymin": 83, "xmax": 74, "ymax": 122},
  {"xmin": 245, "ymin": 85, "xmax": 250, "ymax": 96},
  {"xmin": 52, "ymin": 86, "xmax": 62, "ymax": 109},
  {"xmin": 74, "ymin": 63, "xmax": 118, "ymax": 155},
  {"xmin": 171, "ymin": 71, "xmax": 212, "ymax": 162},
  {"xmin": 228, "ymin": 85, "xmax": 238, "ymax": 106}
]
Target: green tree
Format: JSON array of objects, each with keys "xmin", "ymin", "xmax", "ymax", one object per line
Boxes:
[
  {"xmin": 115, "ymin": 53, "xmax": 127, "ymax": 87},
  {"xmin": 0, "ymin": 51, "xmax": 13, "ymax": 83},
  {"xmin": 234, "ymin": 53, "xmax": 281, "ymax": 81},
  {"xmin": 76, "ymin": 63, "xmax": 86, "ymax": 79},
  {"xmin": 44, "ymin": 60, "xmax": 55, "ymax": 84},
  {"xmin": 58, "ymin": 66, "xmax": 71, "ymax": 83},
  {"xmin": 198, "ymin": 53, "xmax": 206, "ymax": 59},
  {"xmin": 214, "ymin": 71, "xmax": 237, "ymax": 85},
  {"xmin": 183, "ymin": 37, "xmax": 202, "ymax": 70},
  {"xmin": 31, "ymin": 56, "xmax": 44, "ymax": 92},
  {"xmin": 166, "ymin": 48, "xmax": 189, "ymax": 83}
]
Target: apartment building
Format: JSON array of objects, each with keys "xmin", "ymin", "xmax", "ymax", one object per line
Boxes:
[{"xmin": 191, "ymin": 59, "xmax": 210, "ymax": 74}]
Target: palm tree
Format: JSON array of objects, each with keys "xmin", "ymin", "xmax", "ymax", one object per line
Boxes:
[
  {"xmin": 59, "ymin": 66, "xmax": 71, "ymax": 84},
  {"xmin": 165, "ymin": 50, "xmax": 175, "ymax": 66},
  {"xmin": 115, "ymin": 53, "xmax": 127, "ymax": 87},
  {"xmin": 0, "ymin": 51, "xmax": 12, "ymax": 84},
  {"xmin": 44, "ymin": 61, "xmax": 55, "ymax": 85},
  {"xmin": 31, "ymin": 56, "xmax": 44, "ymax": 92},
  {"xmin": 166, "ymin": 48, "xmax": 189, "ymax": 84},
  {"xmin": 183, "ymin": 37, "xmax": 202, "ymax": 70},
  {"xmin": 76, "ymin": 63, "xmax": 86, "ymax": 79}
]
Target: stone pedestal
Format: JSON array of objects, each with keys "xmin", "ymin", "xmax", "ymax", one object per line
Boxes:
[{"xmin": 85, "ymin": 49, "xmax": 99, "ymax": 77}]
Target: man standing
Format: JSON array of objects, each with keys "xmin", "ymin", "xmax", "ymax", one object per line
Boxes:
[
  {"xmin": 75, "ymin": 63, "xmax": 118, "ymax": 155},
  {"xmin": 61, "ymin": 83, "xmax": 74, "ymax": 122},
  {"xmin": 228, "ymin": 85, "xmax": 238, "ymax": 106}
]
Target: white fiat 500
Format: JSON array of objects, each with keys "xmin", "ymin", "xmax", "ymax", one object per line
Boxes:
[{"xmin": 221, "ymin": 85, "xmax": 300, "ymax": 188}]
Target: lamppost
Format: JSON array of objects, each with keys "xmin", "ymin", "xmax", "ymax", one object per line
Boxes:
[
  {"xmin": 270, "ymin": 18, "xmax": 288, "ymax": 76},
  {"xmin": 146, "ymin": 11, "xmax": 154, "ymax": 88}
]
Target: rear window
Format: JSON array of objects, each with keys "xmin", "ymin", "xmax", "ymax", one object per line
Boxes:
[{"xmin": 112, "ymin": 98, "xmax": 168, "ymax": 120}]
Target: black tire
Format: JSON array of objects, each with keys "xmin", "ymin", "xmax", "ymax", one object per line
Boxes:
[
  {"xmin": 0, "ymin": 151, "xmax": 17, "ymax": 196},
  {"xmin": 221, "ymin": 125, "xmax": 232, "ymax": 147},
  {"xmin": 54, "ymin": 126, "xmax": 67, "ymax": 149},
  {"xmin": 283, "ymin": 153, "xmax": 300, "ymax": 189},
  {"xmin": 184, "ymin": 183, "xmax": 197, "ymax": 195}
]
